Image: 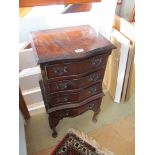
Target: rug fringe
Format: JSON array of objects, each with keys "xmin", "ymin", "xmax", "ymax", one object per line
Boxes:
[{"xmin": 68, "ymin": 128, "xmax": 114, "ymax": 155}]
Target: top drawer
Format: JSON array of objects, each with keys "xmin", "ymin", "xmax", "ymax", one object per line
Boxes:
[{"xmin": 45, "ymin": 54, "xmax": 109, "ymax": 79}]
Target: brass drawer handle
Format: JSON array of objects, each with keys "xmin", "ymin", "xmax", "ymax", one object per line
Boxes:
[
  {"xmin": 54, "ymin": 66, "xmax": 67, "ymax": 76},
  {"xmin": 91, "ymin": 58, "xmax": 102, "ymax": 66},
  {"xmin": 88, "ymin": 73, "xmax": 99, "ymax": 82},
  {"xmin": 56, "ymin": 81, "xmax": 72, "ymax": 90},
  {"xmin": 57, "ymin": 96, "xmax": 68, "ymax": 102},
  {"xmin": 56, "ymin": 81, "xmax": 68, "ymax": 90},
  {"xmin": 88, "ymin": 86, "xmax": 97, "ymax": 95}
]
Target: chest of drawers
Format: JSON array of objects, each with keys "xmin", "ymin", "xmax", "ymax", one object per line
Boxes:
[{"xmin": 31, "ymin": 25, "xmax": 115, "ymax": 138}]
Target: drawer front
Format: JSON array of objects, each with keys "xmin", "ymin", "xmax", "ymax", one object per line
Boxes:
[
  {"xmin": 48, "ymin": 69, "xmax": 105, "ymax": 93},
  {"xmin": 45, "ymin": 54, "xmax": 108, "ymax": 79},
  {"xmin": 49, "ymin": 83, "xmax": 102, "ymax": 107},
  {"xmin": 51, "ymin": 93, "xmax": 79, "ymax": 106},
  {"xmin": 50, "ymin": 98, "xmax": 101, "ymax": 118},
  {"xmin": 81, "ymin": 83, "xmax": 102, "ymax": 99}
]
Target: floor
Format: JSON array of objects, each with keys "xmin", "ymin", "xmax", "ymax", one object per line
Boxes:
[{"xmin": 25, "ymin": 89, "xmax": 135, "ymax": 155}]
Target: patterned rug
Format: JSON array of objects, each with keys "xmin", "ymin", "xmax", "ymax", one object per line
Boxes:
[{"xmin": 50, "ymin": 129, "xmax": 114, "ymax": 155}]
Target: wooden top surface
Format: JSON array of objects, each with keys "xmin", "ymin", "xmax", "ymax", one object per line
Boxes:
[
  {"xmin": 31, "ymin": 25, "xmax": 116, "ymax": 64},
  {"xmin": 20, "ymin": 0, "xmax": 101, "ymax": 7}
]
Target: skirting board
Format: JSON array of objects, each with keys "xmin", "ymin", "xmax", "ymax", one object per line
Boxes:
[{"xmin": 111, "ymin": 29, "xmax": 130, "ymax": 103}]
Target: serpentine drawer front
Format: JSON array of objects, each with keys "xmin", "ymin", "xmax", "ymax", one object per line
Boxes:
[
  {"xmin": 31, "ymin": 25, "xmax": 116, "ymax": 138},
  {"xmin": 48, "ymin": 82, "xmax": 102, "ymax": 108},
  {"xmin": 48, "ymin": 69, "xmax": 105, "ymax": 93},
  {"xmin": 49, "ymin": 98, "xmax": 102, "ymax": 118},
  {"xmin": 45, "ymin": 54, "xmax": 108, "ymax": 79}
]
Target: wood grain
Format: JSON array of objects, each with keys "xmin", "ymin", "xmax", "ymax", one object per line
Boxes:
[
  {"xmin": 32, "ymin": 25, "xmax": 115, "ymax": 137},
  {"xmin": 49, "ymin": 82, "xmax": 103, "ymax": 107},
  {"xmin": 45, "ymin": 54, "xmax": 108, "ymax": 79},
  {"xmin": 48, "ymin": 69, "xmax": 105, "ymax": 93},
  {"xmin": 31, "ymin": 25, "xmax": 115, "ymax": 64},
  {"xmin": 19, "ymin": 0, "xmax": 101, "ymax": 7}
]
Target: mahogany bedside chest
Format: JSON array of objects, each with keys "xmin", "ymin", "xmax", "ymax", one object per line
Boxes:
[{"xmin": 31, "ymin": 25, "xmax": 115, "ymax": 138}]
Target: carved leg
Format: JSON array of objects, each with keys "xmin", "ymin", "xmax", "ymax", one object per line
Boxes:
[
  {"xmin": 48, "ymin": 115, "xmax": 60, "ymax": 138},
  {"xmin": 51, "ymin": 127, "xmax": 57, "ymax": 138},
  {"xmin": 92, "ymin": 99, "xmax": 102, "ymax": 123},
  {"xmin": 92, "ymin": 108, "xmax": 101, "ymax": 123}
]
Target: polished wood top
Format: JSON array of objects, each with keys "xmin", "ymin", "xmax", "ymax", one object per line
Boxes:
[
  {"xmin": 20, "ymin": 0, "xmax": 101, "ymax": 7},
  {"xmin": 31, "ymin": 25, "xmax": 116, "ymax": 64}
]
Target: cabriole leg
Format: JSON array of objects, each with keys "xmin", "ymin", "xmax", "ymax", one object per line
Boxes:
[
  {"xmin": 48, "ymin": 115, "xmax": 59, "ymax": 138},
  {"xmin": 92, "ymin": 108, "xmax": 101, "ymax": 123}
]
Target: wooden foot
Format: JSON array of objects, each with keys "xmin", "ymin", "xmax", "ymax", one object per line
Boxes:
[
  {"xmin": 92, "ymin": 98, "xmax": 102, "ymax": 123},
  {"xmin": 52, "ymin": 127, "xmax": 58, "ymax": 138},
  {"xmin": 48, "ymin": 115, "xmax": 60, "ymax": 138},
  {"xmin": 92, "ymin": 109, "xmax": 101, "ymax": 123}
]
